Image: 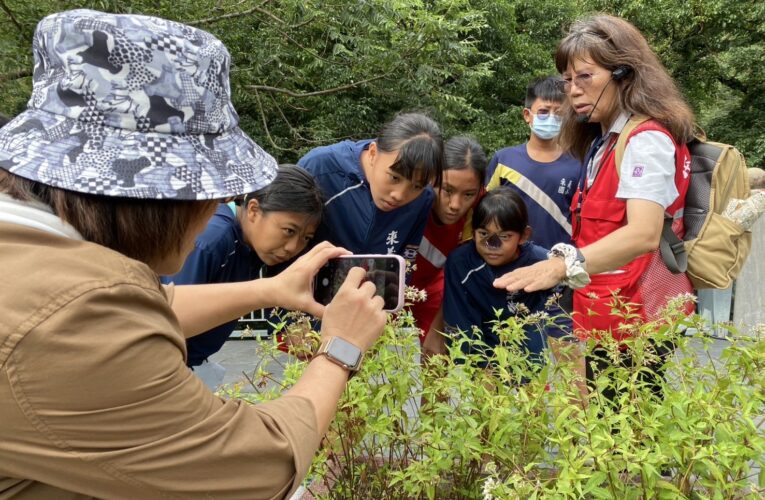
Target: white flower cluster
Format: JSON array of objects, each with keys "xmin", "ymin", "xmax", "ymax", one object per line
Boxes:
[
  {"xmin": 524, "ymin": 310, "xmax": 550, "ymax": 324},
  {"xmin": 481, "ymin": 461, "xmax": 499, "ymax": 500},
  {"xmin": 751, "ymin": 323, "xmax": 765, "ymax": 339},
  {"xmin": 481, "ymin": 476, "xmax": 498, "ymax": 500},
  {"xmin": 544, "ymin": 291, "xmax": 563, "ymax": 309},
  {"xmin": 405, "ymin": 285, "xmax": 428, "ymax": 304}
]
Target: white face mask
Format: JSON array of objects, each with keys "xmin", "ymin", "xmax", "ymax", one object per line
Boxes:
[{"xmin": 530, "ymin": 112, "xmax": 562, "ymax": 140}]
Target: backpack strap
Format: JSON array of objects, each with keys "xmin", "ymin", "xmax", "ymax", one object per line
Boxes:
[
  {"xmin": 659, "ymin": 217, "xmax": 688, "ymax": 273},
  {"xmin": 612, "ymin": 115, "xmax": 689, "ymax": 274},
  {"xmin": 613, "ymin": 115, "xmax": 650, "ymax": 173}
]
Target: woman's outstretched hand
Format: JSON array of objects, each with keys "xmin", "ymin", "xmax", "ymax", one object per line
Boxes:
[{"xmin": 493, "ymin": 258, "xmax": 566, "ymax": 293}]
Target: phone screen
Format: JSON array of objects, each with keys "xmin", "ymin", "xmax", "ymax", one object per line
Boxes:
[{"xmin": 314, "ymin": 256, "xmax": 404, "ymax": 311}]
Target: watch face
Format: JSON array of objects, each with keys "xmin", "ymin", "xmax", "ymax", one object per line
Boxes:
[{"xmin": 329, "ymin": 337, "xmax": 362, "ymax": 368}]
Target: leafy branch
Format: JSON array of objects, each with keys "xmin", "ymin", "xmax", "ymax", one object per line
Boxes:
[
  {"xmin": 251, "ymin": 86, "xmax": 290, "ymax": 152},
  {"xmin": 0, "ymin": 0, "xmax": 22, "ymax": 34},
  {"xmin": 188, "ymin": 0, "xmax": 283, "ymax": 26},
  {"xmin": 248, "ymin": 73, "xmax": 390, "ymax": 99}
]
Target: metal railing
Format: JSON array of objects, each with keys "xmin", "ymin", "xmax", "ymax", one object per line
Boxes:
[
  {"xmin": 233, "ymin": 309, "xmax": 273, "ymax": 338},
  {"xmin": 231, "ymin": 267, "xmax": 274, "ymax": 339}
]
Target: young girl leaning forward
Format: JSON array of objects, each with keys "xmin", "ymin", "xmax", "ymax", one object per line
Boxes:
[{"xmin": 442, "ymin": 187, "xmax": 572, "ymax": 373}]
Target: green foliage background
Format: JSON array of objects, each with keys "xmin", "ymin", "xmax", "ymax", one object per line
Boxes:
[{"xmin": 1, "ymin": 0, "xmax": 763, "ymax": 166}]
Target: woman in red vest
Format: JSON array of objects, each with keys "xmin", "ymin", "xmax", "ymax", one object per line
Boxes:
[{"xmin": 494, "ymin": 14, "xmax": 696, "ymax": 401}]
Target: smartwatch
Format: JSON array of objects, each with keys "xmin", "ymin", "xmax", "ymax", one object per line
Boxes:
[{"xmin": 315, "ymin": 337, "xmax": 364, "ymax": 372}]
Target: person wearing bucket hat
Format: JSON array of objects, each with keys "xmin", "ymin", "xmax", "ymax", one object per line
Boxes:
[
  {"xmin": 0, "ymin": 10, "xmax": 275, "ymax": 199},
  {"xmin": 0, "ymin": 9, "xmax": 386, "ymax": 499}
]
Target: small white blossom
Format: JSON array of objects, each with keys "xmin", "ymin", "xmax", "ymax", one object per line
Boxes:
[
  {"xmin": 514, "ymin": 302, "xmax": 530, "ymax": 316},
  {"xmin": 405, "ymin": 285, "xmax": 428, "ymax": 303},
  {"xmin": 482, "ymin": 474, "xmax": 498, "ymax": 500}
]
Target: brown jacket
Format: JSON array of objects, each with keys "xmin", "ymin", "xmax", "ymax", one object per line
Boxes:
[{"xmin": 0, "ymin": 222, "xmax": 320, "ymax": 499}]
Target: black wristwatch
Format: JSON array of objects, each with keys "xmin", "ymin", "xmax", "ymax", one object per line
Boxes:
[{"xmin": 315, "ymin": 337, "xmax": 364, "ymax": 372}]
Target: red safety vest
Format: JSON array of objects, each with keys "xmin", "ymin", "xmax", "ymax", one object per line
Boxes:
[{"xmin": 570, "ymin": 120, "xmax": 693, "ymax": 341}]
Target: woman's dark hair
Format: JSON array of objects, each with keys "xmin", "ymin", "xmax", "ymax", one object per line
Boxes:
[
  {"xmin": 0, "ymin": 170, "xmax": 217, "ymax": 267},
  {"xmin": 443, "ymin": 136, "xmax": 488, "ymax": 182},
  {"xmin": 376, "ymin": 112, "xmax": 444, "ymax": 188},
  {"xmin": 525, "ymin": 76, "xmax": 566, "ymax": 108},
  {"xmin": 555, "ymin": 14, "xmax": 695, "ymax": 162},
  {"xmin": 472, "ymin": 186, "xmax": 528, "ymax": 234},
  {"xmin": 243, "ymin": 164, "xmax": 324, "ymax": 224}
]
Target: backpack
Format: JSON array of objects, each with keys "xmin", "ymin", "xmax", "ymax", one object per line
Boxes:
[{"xmin": 614, "ymin": 116, "xmax": 752, "ymax": 289}]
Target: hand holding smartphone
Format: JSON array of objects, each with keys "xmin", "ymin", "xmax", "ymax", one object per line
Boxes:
[{"xmin": 313, "ymin": 254, "xmax": 405, "ymax": 312}]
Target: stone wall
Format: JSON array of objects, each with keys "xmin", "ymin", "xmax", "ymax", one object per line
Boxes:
[{"xmin": 733, "ymin": 210, "xmax": 765, "ymax": 333}]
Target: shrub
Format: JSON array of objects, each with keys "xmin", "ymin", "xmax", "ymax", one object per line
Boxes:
[{"xmin": 225, "ymin": 304, "xmax": 765, "ymax": 499}]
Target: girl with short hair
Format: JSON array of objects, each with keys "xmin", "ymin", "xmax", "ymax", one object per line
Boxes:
[{"xmin": 443, "ymin": 187, "xmax": 569, "ymax": 367}]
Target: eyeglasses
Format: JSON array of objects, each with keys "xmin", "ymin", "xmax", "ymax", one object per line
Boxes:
[
  {"xmin": 529, "ymin": 110, "xmax": 561, "ymax": 121},
  {"xmin": 558, "ymin": 72, "xmax": 602, "ymax": 94}
]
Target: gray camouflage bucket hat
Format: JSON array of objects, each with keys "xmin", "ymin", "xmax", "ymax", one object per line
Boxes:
[{"xmin": 0, "ymin": 9, "xmax": 277, "ymax": 200}]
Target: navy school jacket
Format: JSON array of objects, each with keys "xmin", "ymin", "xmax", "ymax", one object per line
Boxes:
[
  {"xmin": 298, "ymin": 139, "xmax": 434, "ymax": 269},
  {"xmin": 443, "ymin": 240, "xmax": 572, "ymax": 364}
]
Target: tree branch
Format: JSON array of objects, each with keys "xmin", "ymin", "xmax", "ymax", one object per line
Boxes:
[
  {"xmin": 0, "ymin": 0, "xmax": 23, "ymax": 34},
  {"xmin": 189, "ymin": 0, "xmax": 283, "ymax": 26},
  {"xmin": 251, "ymin": 87, "xmax": 291, "ymax": 152},
  {"xmin": 289, "ymin": 15, "xmax": 315, "ymax": 30},
  {"xmin": 267, "ymin": 93, "xmax": 308, "ymax": 142},
  {"xmin": 248, "ymin": 73, "xmax": 389, "ymax": 98},
  {"xmin": 247, "ymin": 36, "xmax": 429, "ymax": 99},
  {"xmin": 0, "ymin": 69, "xmax": 32, "ymax": 84},
  {"xmin": 718, "ymin": 76, "xmax": 748, "ymax": 95}
]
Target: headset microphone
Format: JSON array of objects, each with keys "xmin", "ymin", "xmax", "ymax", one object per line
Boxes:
[
  {"xmin": 576, "ymin": 66, "xmax": 632, "ymax": 124},
  {"xmin": 611, "ymin": 66, "xmax": 630, "ymax": 81},
  {"xmin": 576, "ymin": 110, "xmax": 595, "ymax": 124}
]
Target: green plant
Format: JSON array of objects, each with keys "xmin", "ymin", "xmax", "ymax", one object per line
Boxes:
[{"xmin": 225, "ymin": 301, "xmax": 765, "ymax": 499}]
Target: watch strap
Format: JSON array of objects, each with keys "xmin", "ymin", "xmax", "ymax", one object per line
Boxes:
[{"xmin": 315, "ymin": 337, "xmax": 364, "ymax": 372}]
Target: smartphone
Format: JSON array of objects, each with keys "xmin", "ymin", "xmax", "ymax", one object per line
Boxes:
[{"xmin": 313, "ymin": 254, "xmax": 406, "ymax": 312}]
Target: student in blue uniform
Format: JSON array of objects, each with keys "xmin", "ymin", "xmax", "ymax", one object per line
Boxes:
[
  {"xmin": 442, "ymin": 187, "xmax": 570, "ymax": 369},
  {"xmin": 298, "ymin": 112, "xmax": 443, "ymax": 269},
  {"xmin": 485, "ymin": 77, "xmax": 582, "ymax": 250},
  {"xmin": 162, "ymin": 165, "xmax": 324, "ymax": 388}
]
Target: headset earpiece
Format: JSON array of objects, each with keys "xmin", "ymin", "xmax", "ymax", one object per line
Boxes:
[{"xmin": 611, "ymin": 66, "xmax": 632, "ymax": 81}]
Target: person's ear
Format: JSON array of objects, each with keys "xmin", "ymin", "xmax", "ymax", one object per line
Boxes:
[
  {"xmin": 520, "ymin": 225, "xmax": 532, "ymax": 244},
  {"xmin": 367, "ymin": 141, "xmax": 378, "ymax": 166},
  {"xmin": 522, "ymin": 107, "xmax": 533, "ymax": 126},
  {"xmin": 246, "ymin": 198, "xmax": 261, "ymax": 222}
]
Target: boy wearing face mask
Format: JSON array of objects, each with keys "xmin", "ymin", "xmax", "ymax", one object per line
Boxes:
[{"xmin": 485, "ymin": 77, "xmax": 582, "ymax": 250}]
